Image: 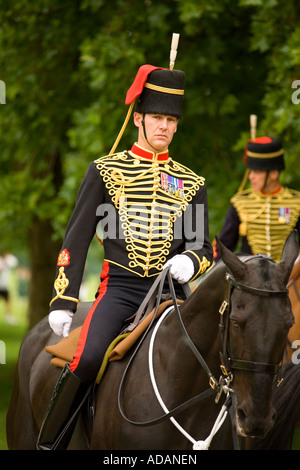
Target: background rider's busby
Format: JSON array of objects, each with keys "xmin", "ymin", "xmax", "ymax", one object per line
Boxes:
[{"xmin": 245, "ymin": 136, "xmax": 285, "ymax": 171}]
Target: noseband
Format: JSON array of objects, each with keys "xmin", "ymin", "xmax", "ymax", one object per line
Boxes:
[{"xmin": 219, "ymin": 269, "xmax": 289, "ymax": 377}]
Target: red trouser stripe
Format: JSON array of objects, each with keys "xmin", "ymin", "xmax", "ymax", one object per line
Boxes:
[{"xmin": 70, "ymin": 261, "xmax": 110, "ymax": 373}]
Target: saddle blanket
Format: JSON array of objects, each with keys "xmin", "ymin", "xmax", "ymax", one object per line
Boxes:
[{"xmin": 45, "ymin": 299, "xmax": 182, "ymax": 383}]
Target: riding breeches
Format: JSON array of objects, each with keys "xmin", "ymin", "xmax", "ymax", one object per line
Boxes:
[{"xmin": 69, "ymin": 261, "xmax": 185, "ymax": 383}]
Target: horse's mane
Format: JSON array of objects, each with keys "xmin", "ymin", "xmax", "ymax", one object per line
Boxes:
[{"xmin": 250, "ymin": 361, "xmax": 300, "ymax": 450}]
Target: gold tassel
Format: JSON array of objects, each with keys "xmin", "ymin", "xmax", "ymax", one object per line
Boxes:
[
  {"xmin": 238, "ymin": 114, "xmax": 257, "ymax": 192},
  {"xmin": 239, "ymin": 222, "xmax": 247, "ymax": 237},
  {"xmin": 239, "ymin": 210, "xmax": 248, "ymax": 236}
]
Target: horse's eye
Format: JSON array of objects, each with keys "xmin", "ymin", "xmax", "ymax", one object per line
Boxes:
[
  {"xmin": 231, "ymin": 320, "xmax": 239, "ymax": 329},
  {"xmin": 236, "ymin": 304, "xmax": 245, "ymax": 310}
]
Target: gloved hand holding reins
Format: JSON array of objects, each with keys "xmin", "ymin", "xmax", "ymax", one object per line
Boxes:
[{"xmin": 163, "ymin": 254, "xmax": 194, "ymax": 284}]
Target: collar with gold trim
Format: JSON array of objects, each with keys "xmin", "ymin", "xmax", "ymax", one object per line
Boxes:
[{"xmin": 130, "ymin": 143, "xmax": 169, "ymax": 162}]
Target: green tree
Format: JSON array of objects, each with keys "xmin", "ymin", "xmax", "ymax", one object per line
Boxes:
[
  {"xmin": 0, "ymin": 1, "xmax": 100, "ymax": 326},
  {"xmin": 0, "ymin": 0, "xmax": 299, "ymax": 327}
]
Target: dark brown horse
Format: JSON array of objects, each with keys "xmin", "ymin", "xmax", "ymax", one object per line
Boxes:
[{"xmin": 6, "ymin": 233, "xmax": 299, "ymax": 450}]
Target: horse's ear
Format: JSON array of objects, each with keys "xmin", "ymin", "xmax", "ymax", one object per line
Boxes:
[
  {"xmin": 277, "ymin": 230, "xmax": 299, "ymax": 283},
  {"xmin": 215, "ymin": 236, "xmax": 247, "ymax": 279}
]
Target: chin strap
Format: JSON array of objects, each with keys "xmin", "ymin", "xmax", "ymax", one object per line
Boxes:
[
  {"xmin": 262, "ymin": 171, "xmax": 270, "ymax": 192},
  {"xmin": 141, "ymin": 113, "xmax": 163, "ymax": 153},
  {"xmin": 141, "ymin": 113, "xmax": 148, "ymax": 143}
]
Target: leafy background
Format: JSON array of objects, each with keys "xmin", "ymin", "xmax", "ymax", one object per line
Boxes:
[{"xmin": 1, "ymin": 0, "xmax": 300, "ymax": 326}]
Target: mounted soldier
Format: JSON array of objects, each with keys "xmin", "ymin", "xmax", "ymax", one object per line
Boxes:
[
  {"xmin": 37, "ymin": 34, "xmax": 213, "ymax": 450},
  {"xmin": 214, "ymin": 116, "xmax": 300, "ymax": 262}
]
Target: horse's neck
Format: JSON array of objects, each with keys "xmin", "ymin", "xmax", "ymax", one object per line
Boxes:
[
  {"xmin": 183, "ymin": 263, "xmax": 228, "ymax": 321},
  {"xmin": 174, "ymin": 264, "xmax": 228, "ymax": 354},
  {"xmin": 153, "ymin": 266, "xmax": 227, "ymax": 398}
]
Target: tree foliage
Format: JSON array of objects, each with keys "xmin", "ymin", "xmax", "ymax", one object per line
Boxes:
[{"xmin": 0, "ymin": 0, "xmax": 299, "ymax": 324}]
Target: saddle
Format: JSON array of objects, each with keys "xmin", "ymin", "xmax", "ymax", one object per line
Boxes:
[
  {"xmin": 46, "ymin": 268, "xmax": 190, "ymax": 384},
  {"xmin": 45, "ymin": 298, "xmax": 182, "ymax": 383}
]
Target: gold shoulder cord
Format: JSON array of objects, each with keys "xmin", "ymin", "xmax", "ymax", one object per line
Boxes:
[
  {"xmin": 49, "ymin": 267, "xmax": 79, "ymax": 307},
  {"xmin": 238, "ymin": 203, "xmax": 268, "ymax": 236},
  {"xmin": 111, "ymin": 167, "xmax": 151, "ymax": 210}
]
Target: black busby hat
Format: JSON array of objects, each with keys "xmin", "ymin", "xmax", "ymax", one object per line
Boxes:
[
  {"xmin": 135, "ymin": 68, "xmax": 185, "ymax": 118},
  {"xmin": 246, "ymin": 137, "xmax": 284, "ymax": 171}
]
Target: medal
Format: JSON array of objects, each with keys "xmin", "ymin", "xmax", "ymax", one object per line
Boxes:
[
  {"xmin": 278, "ymin": 207, "xmax": 291, "ymax": 224},
  {"xmin": 161, "ymin": 172, "xmax": 184, "ymax": 198}
]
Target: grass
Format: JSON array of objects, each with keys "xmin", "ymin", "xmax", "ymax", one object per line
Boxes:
[{"xmin": 292, "ymin": 428, "xmax": 300, "ymax": 449}]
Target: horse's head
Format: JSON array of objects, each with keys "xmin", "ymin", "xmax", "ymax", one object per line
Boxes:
[{"xmin": 216, "ymin": 231, "xmax": 298, "ymax": 439}]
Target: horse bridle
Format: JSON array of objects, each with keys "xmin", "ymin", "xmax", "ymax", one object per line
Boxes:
[{"xmin": 219, "ymin": 270, "xmax": 289, "ymax": 377}]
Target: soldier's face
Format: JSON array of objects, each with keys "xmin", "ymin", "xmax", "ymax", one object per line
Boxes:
[
  {"xmin": 134, "ymin": 112, "xmax": 178, "ymax": 152},
  {"xmin": 249, "ymin": 169, "xmax": 280, "ymax": 192}
]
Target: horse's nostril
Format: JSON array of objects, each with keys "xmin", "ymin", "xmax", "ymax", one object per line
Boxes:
[
  {"xmin": 237, "ymin": 407, "xmax": 246, "ymax": 424},
  {"xmin": 236, "ymin": 405, "xmax": 277, "ymax": 438}
]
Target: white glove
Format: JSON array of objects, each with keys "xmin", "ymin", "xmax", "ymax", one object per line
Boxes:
[
  {"xmin": 49, "ymin": 309, "xmax": 74, "ymax": 338},
  {"xmin": 163, "ymin": 254, "xmax": 194, "ymax": 284}
]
